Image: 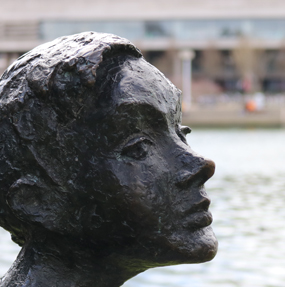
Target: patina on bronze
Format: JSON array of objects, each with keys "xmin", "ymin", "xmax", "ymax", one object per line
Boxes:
[{"xmin": 0, "ymin": 32, "xmax": 217, "ymax": 287}]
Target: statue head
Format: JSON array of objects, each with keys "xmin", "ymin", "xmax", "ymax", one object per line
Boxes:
[{"xmin": 0, "ymin": 32, "xmax": 217, "ymax": 277}]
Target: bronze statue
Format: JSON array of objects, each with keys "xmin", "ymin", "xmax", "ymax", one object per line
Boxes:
[{"xmin": 0, "ymin": 32, "xmax": 217, "ymax": 287}]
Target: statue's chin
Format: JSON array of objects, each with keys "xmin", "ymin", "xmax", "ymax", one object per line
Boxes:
[{"xmin": 150, "ymin": 226, "xmax": 218, "ymax": 266}]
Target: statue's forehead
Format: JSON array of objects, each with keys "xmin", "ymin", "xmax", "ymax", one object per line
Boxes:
[{"xmin": 113, "ymin": 58, "xmax": 181, "ymax": 115}]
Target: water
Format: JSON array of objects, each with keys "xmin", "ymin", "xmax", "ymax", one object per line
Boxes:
[{"xmin": 1, "ymin": 129, "xmax": 285, "ymax": 287}]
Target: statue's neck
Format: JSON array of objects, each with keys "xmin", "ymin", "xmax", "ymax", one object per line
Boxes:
[{"xmin": 0, "ymin": 238, "xmax": 138, "ymax": 287}]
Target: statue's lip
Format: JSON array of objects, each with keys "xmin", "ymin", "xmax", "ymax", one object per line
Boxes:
[
  {"xmin": 182, "ymin": 211, "xmax": 213, "ymax": 229},
  {"xmin": 180, "ymin": 196, "xmax": 213, "ymax": 229},
  {"xmin": 185, "ymin": 196, "xmax": 211, "ymax": 215}
]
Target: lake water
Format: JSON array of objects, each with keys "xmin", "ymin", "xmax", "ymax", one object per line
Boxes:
[{"xmin": 1, "ymin": 129, "xmax": 285, "ymax": 287}]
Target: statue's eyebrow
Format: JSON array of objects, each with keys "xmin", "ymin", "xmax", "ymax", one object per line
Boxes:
[{"xmin": 115, "ymin": 101, "xmax": 169, "ymax": 128}]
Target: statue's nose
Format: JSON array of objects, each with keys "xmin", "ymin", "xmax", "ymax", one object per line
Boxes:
[
  {"xmin": 175, "ymin": 155, "xmax": 215, "ymax": 188},
  {"xmin": 200, "ymin": 158, "xmax": 215, "ymax": 182}
]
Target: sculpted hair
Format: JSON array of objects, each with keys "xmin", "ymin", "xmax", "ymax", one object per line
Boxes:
[{"xmin": 0, "ymin": 32, "xmax": 142, "ymax": 246}]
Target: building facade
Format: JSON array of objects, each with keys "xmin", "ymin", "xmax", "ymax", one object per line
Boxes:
[{"xmin": 1, "ymin": 0, "xmax": 285, "ymax": 95}]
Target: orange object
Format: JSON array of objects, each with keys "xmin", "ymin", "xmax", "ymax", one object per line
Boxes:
[{"xmin": 245, "ymin": 100, "xmax": 256, "ymax": 112}]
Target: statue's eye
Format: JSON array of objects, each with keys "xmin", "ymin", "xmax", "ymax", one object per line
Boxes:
[
  {"xmin": 177, "ymin": 125, "xmax": 191, "ymax": 144},
  {"xmin": 121, "ymin": 137, "xmax": 153, "ymax": 160}
]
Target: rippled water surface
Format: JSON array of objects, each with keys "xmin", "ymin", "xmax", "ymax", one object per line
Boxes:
[{"xmin": 1, "ymin": 129, "xmax": 285, "ymax": 287}]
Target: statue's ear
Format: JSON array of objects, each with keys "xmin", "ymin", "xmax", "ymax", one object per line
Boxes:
[{"xmin": 6, "ymin": 176, "xmax": 68, "ymax": 232}]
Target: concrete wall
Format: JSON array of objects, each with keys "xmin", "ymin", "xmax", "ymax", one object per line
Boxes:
[
  {"xmin": 1, "ymin": 0, "xmax": 285, "ymax": 21},
  {"xmin": 182, "ymin": 102, "xmax": 285, "ymax": 128}
]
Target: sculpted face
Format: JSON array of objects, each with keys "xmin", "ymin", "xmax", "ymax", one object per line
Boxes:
[
  {"xmin": 0, "ymin": 33, "xmax": 217, "ymax": 287},
  {"xmin": 80, "ymin": 57, "xmax": 217, "ymax": 264}
]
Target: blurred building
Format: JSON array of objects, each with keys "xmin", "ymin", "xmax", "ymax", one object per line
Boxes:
[{"xmin": 2, "ymin": 0, "xmax": 285, "ymax": 96}]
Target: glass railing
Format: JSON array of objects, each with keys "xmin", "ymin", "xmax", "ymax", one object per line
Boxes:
[{"xmin": 40, "ymin": 18, "xmax": 285, "ymax": 42}]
